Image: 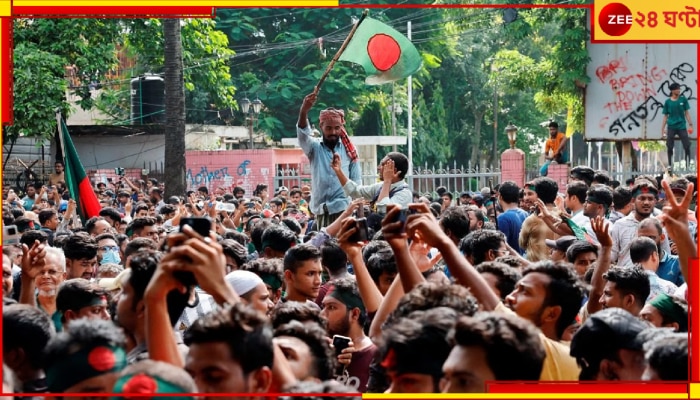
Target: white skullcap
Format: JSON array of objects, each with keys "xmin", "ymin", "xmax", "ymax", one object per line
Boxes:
[{"xmin": 225, "ymin": 270, "xmax": 263, "ymax": 297}]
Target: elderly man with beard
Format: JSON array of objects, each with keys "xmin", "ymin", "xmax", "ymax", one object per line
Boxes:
[
  {"xmin": 297, "ymin": 92, "xmax": 361, "ymax": 230},
  {"xmin": 19, "ymin": 244, "xmax": 67, "ymax": 331}
]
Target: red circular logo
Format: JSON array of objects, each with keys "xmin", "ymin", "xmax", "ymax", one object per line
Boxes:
[
  {"xmin": 367, "ymin": 34, "xmax": 401, "ymax": 72},
  {"xmin": 88, "ymin": 346, "xmax": 117, "ymax": 371},
  {"xmin": 122, "ymin": 374, "xmax": 158, "ymax": 394},
  {"xmin": 598, "ymin": 3, "xmax": 633, "ymax": 37}
]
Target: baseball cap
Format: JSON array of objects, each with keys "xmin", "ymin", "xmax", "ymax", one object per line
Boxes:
[
  {"xmin": 276, "ymin": 186, "xmax": 289, "ymax": 194},
  {"xmin": 460, "ymin": 191, "xmax": 472, "ymax": 198},
  {"xmin": 545, "ymin": 235, "xmax": 578, "ymax": 252},
  {"xmin": 570, "ymin": 308, "xmax": 649, "ymax": 371},
  {"xmin": 103, "ymin": 190, "xmax": 115, "ymax": 197}
]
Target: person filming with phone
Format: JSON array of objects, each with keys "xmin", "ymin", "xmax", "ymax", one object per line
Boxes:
[{"xmin": 319, "ymin": 277, "xmax": 377, "ymax": 393}]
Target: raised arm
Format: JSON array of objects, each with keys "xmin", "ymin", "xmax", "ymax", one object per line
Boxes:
[
  {"xmin": 297, "ymin": 92, "xmax": 317, "ymax": 129},
  {"xmin": 658, "ymin": 181, "xmax": 695, "ymax": 282},
  {"xmin": 586, "ymin": 216, "xmax": 612, "ymax": 315},
  {"xmin": 337, "ymin": 218, "xmax": 383, "ymax": 313},
  {"xmin": 404, "ymin": 203, "xmax": 501, "ymax": 311},
  {"xmin": 19, "ymin": 241, "xmax": 47, "ymax": 307},
  {"xmin": 382, "ymin": 206, "xmax": 426, "ymax": 293}
]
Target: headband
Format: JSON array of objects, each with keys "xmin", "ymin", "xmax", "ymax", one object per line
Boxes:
[
  {"xmin": 112, "ymin": 373, "xmax": 194, "ymax": 400},
  {"xmin": 319, "ymin": 109, "xmax": 345, "ymax": 125},
  {"xmin": 526, "ymin": 184, "xmax": 536, "ymax": 191},
  {"xmin": 261, "ymin": 274, "xmax": 283, "ymax": 291},
  {"xmin": 47, "ymin": 345, "xmax": 127, "ymax": 393},
  {"xmin": 650, "ymin": 293, "xmax": 687, "ymax": 329},
  {"xmin": 327, "ymin": 285, "xmax": 365, "ymax": 313},
  {"xmin": 633, "ymin": 186, "xmax": 658, "ymax": 198}
]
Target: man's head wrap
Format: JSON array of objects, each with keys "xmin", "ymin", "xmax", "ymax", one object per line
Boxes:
[
  {"xmin": 650, "ymin": 293, "xmax": 688, "ymax": 332},
  {"xmin": 46, "ymin": 344, "xmax": 127, "ymax": 392},
  {"xmin": 319, "ymin": 108, "xmax": 358, "ymax": 163}
]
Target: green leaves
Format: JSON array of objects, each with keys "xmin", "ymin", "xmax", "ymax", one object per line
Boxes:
[{"xmin": 7, "ymin": 43, "xmax": 69, "ymax": 144}]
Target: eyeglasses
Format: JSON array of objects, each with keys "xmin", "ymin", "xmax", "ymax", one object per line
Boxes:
[{"xmin": 100, "ymin": 246, "xmax": 119, "ymax": 252}]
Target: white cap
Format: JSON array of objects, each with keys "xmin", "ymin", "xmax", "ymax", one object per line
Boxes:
[{"xmin": 225, "ymin": 270, "xmax": 263, "ymax": 297}]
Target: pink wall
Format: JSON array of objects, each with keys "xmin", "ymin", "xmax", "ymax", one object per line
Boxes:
[
  {"xmin": 186, "ymin": 149, "xmax": 307, "ymax": 194},
  {"xmin": 549, "ymin": 163, "xmax": 570, "ymax": 193},
  {"xmin": 501, "ymin": 149, "xmax": 526, "ymax": 187}
]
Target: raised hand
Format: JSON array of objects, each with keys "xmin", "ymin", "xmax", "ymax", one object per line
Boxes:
[
  {"xmin": 337, "ymin": 217, "xmax": 364, "ymax": 258},
  {"xmin": 21, "ymin": 240, "xmax": 47, "ymax": 279},
  {"xmin": 404, "ymin": 203, "xmax": 450, "ymax": 249},
  {"xmin": 382, "ymin": 158, "xmax": 399, "ymax": 183},
  {"xmin": 331, "ymin": 153, "xmax": 342, "ymax": 173},
  {"xmin": 591, "ymin": 215, "xmax": 612, "ymax": 248},
  {"xmin": 301, "ymin": 92, "xmax": 318, "ymax": 113},
  {"xmin": 160, "ymin": 226, "xmax": 236, "ymax": 305},
  {"xmin": 658, "ymin": 180, "xmax": 693, "ymax": 242},
  {"xmin": 381, "ymin": 205, "xmax": 408, "ymax": 249}
]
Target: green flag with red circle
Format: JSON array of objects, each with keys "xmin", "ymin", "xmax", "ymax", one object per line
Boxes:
[{"xmin": 338, "ymin": 17, "xmax": 422, "ymax": 85}]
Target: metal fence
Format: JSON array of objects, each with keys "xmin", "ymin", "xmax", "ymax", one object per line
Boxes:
[
  {"xmin": 273, "ymin": 160, "xmax": 502, "ymax": 200},
  {"xmin": 273, "ymin": 158, "xmax": 696, "ymax": 201}
]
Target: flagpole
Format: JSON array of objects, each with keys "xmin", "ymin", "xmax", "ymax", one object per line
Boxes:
[
  {"xmin": 314, "ymin": 9, "xmax": 369, "ymax": 94},
  {"xmin": 55, "ymin": 109, "xmax": 67, "ymax": 163}
]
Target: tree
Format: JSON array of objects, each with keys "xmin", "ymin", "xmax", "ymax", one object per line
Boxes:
[
  {"xmin": 163, "ymin": 19, "xmax": 186, "ymax": 197},
  {"xmin": 95, "ymin": 19, "xmax": 237, "ymax": 125},
  {"xmin": 6, "ymin": 18, "xmax": 122, "ymax": 152}
]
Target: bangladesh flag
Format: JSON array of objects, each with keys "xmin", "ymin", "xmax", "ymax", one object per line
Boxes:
[
  {"xmin": 339, "ymin": 17, "xmax": 422, "ymax": 85},
  {"xmin": 58, "ymin": 117, "xmax": 101, "ymax": 220}
]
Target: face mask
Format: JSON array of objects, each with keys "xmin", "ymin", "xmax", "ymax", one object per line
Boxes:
[{"xmin": 101, "ymin": 250, "xmax": 121, "ymax": 265}]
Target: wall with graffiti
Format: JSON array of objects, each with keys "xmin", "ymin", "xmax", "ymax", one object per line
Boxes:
[
  {"xmin": 585, "ymin": 43, "xmax": 697, "ymax": 141},
  {"xmin": 185, "ymin": 149, "xmax": 308, "ymax": 195}
]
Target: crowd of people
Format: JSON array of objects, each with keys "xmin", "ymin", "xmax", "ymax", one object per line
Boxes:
[{"xmin": 0, "ymin": 92, "xmax": 695, "ymax": 398}]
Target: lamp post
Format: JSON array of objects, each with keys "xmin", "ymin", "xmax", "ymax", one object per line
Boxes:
[
  {"xmin": 505, "ymin": 122, "xmax": 518, "ymax": 150},
  {"xmin": 239, "ymin": 97, "xmax": 262, "ymax": 149}
]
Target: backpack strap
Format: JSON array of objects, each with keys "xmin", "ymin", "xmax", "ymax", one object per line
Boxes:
[{"xmin": 370, "ymin": 184, "xmax": 409, "ymax": 210}]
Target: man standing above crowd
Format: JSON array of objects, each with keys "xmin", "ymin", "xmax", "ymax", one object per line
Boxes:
[
  {"xmin": 297, "ymin": 92, "xmax": 361, "ymax": 230},
  {"xmin": 540, "ymin": 121, "xmax": 567, "ymax": 176}
]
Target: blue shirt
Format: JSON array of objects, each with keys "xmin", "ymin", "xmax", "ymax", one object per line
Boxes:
[
  {"xmin": 657, "ymin": 251, "xmax": 684, "ymax": 286},
  {"xmin": 498, "ymin": 208, "xmax": 529, "ymax": 254},
  {"xmin": 297, "ymin": 125, "xmax": 361, "ymax": 215}
]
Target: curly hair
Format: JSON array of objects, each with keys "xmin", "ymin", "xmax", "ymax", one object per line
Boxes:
[{"xmin": 384, "ymin": 282, "xmax": 478, "ymax": 329}]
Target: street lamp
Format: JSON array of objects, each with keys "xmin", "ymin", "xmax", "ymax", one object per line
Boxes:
[
  {"xmin": 239, "ymin": 97, "xmax": 263, "ymax": 149},
  {"xmin": 505, "ymin": 122, "xmax": 518, "ymax": 149}
]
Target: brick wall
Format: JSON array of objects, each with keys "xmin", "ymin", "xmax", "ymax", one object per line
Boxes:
[
  {"xmin": 501, "ymin": 149, "xmax": 526, "ymax": 187},
  {"xmin": 549, "ymin": 163, "xmax": 570, "ymax": 192}
]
